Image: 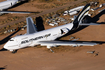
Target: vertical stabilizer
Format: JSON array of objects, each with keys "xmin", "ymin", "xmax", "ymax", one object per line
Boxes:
[
  {"xmin": 72, "ymin": 3, "xmax": 90, "ymax": 29},
  {"xmin": 26, "ymin": 17, "xmax": 37, "ymax": 34}
]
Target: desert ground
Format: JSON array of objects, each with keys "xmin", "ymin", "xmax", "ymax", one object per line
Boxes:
[{"xmin": 0, "ymin": 0, "xmax": 105, "ymax": 70}]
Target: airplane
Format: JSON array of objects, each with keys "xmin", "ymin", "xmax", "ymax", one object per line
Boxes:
[
  {"xmin": 63, "ymin": 6, "xmax": 84, "ymax": 16},
  {"xmin": 69, "ymin": 6, "xmax": 84, "ymax": 15},
  {"xmin": 4, "ymin": 3, "xmax": 100, "ymax": 53},
  {"xmin": 0, "ymin": 0, "xmax": 33, "ymax": 14}
]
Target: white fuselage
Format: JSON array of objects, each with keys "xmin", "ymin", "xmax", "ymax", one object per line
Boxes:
[
  {"xmin": 4, "ymin": 23, "xmax": 73, "ymax": 51},
  {"xmin": 0, "ymin": 0, "xmax": 18, "ymax": 11}
]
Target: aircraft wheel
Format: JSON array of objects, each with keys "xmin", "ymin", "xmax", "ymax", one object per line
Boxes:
[
  {"xmin": 12, "ymin": 50, "xmax": 17, "ymax": 53},
  {"xmin": 0, "ymin": 13, "xmax": 3, "ymax": 16}
]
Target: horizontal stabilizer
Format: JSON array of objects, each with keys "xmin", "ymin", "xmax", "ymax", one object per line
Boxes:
[{"xmin": 79, "ymin": 23, "xmax": 100, "ymax": 25}]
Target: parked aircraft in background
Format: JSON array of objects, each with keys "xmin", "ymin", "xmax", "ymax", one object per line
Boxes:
[
  {"xmin": 63, "ymin": 6, "xmax": 84, "ymax": 16},
  {"xmin": 69, "ymin": 6, "xmax": 84, "ymax": 15},
  {"xmin": 0, "ymin": 0, "xmax": 32, "ymax": 14},
  {"xmin": 4, "ymin": 3, "xmax": 100, "ymax": 53}
]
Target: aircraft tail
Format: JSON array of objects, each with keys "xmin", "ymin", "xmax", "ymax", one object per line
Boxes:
[
  {"xmin": 26, "ymin": 17, "xmax": 38, "ymax": 34},
  {"xmin": 72, "ymin": 3, "xmax": 90, "ymax": 29}
]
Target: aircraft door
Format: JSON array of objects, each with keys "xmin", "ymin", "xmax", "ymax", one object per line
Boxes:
[{"xmin": 60, "ymin": 28, "xmax": 69, "ymax": 36}]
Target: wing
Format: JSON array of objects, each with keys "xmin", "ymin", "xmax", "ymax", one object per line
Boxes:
[
  {"xmin": 37, "ymin": 41, "xmax": 97, "ymax": 49},
  {"xmin": 0, "ymin": 11, "xmax": 32, "ymax": 14},
  {"xmin": 26, "ymin": 17, "xmax": 38, "ymax": 34}
]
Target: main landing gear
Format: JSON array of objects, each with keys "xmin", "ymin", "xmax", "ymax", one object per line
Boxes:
[
  {"xmin": 50, "ymin": 49, "xmax": 54, "ymax": 53},
  {"xmin": 11, "ymin": 50, "xmax": 17, "ymax": 53}
]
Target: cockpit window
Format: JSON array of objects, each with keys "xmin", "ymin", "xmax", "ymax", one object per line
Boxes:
[
  {"xmin": 10, "ymin": 40, "xmax": 14, "ymax": 41},
  {"xmin": 10, "ymin": 38, "xmax": 14, "ymax": 41}
]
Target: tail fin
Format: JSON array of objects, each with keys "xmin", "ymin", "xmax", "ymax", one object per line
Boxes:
[
  {"xmin": 26, "ymin": 17, "xmax": 37, "ymax": 34},
  {"xmin": 73, "ymin": 3, "xmax": 90, "ymax": 29}
]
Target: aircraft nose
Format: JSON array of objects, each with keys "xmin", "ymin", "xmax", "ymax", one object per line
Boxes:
[
  {"xmin": 4, "ymin": 42, "xmax": 9, "ymax": 49},
  {"xmin": 4, "ymin": 40, "xmax": 19, "ymax": 51},
  {"xmin": 4, "ymin": 41, "xmax": 13, "ymax": 49}
]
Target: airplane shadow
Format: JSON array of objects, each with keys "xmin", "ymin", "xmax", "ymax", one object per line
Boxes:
[
  {"xmin": 35, "ymin": 16, "xmax": 45, "ymax": 31},
  {"xmin": 0, "ymin": 48, "xmax": 7, "ymax": 52},
  {"xmin": 59, "ymin": 40, "xmax": 105, "ymax": 45},
  {"xmin": 0, "ymin": 65, "xmax": 7, "ymax": 70},
  {"xmin": 0, "ymin": 67, "xmax": 6, "ymax": 70},
  {"xmin": 91, "ymin": 9, "xmax": 105, "ymax": 23}
]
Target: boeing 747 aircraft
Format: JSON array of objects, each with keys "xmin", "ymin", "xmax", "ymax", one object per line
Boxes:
[{"xmin": 4, "ymin": 4, "xmax": 99, "ymax": 53}]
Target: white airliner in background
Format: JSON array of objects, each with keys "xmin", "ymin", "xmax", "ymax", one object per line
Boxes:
[
  {"xmin": 0, "ymin": 0, "xmax": 31, "ymax": 14},
  {"xmin": 4, "ymin": 4, "xmax": 99, "ymax": 53},
  {"xmin": 64, "ymin": 6, "xmax": 84, "ymax": 16}
]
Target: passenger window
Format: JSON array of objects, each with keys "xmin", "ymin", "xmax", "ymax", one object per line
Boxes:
[{"xmin": 10, "ymin": 38, "xmax": 14, "ymax": 41}]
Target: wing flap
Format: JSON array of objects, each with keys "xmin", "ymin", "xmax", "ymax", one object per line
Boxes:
[{"xmin": 37, "ymin": 41, "xmax": 97, "ymax": 48}]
